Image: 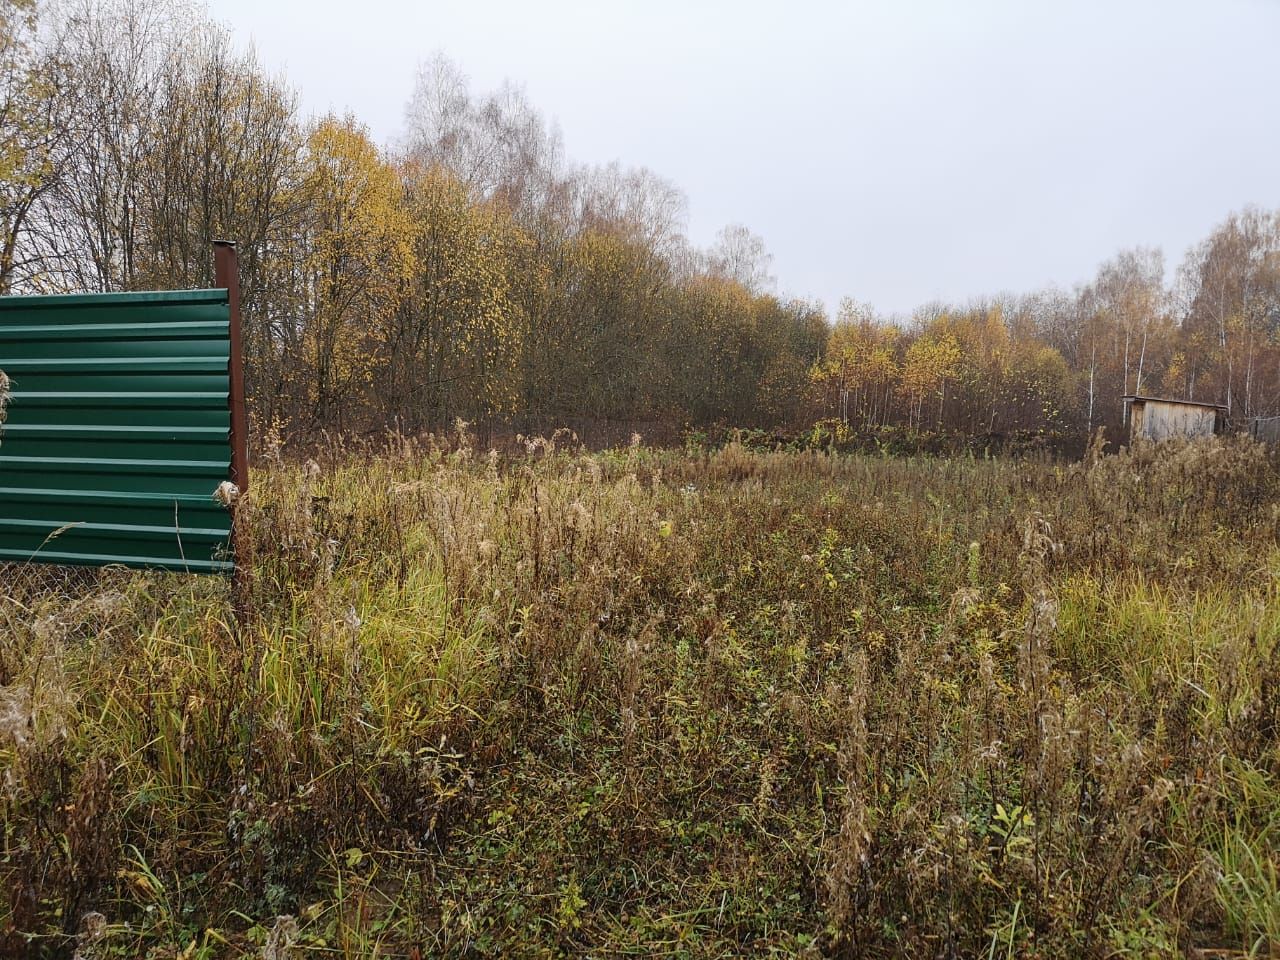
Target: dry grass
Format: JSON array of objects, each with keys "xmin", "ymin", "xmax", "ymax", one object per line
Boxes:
[{"xmin": 1, "ymin": 435, "xmax": 1278, "ymax": 958}]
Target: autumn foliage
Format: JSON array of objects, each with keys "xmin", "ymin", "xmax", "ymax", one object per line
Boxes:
[{"xmin": 4, "ymin": 0, "xmax": 1280, "ymax": 446}]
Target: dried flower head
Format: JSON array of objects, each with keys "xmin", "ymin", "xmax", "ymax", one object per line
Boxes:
[
  {"xmin": 0, "ymin": 685, "xmax": 32, "ymax": 748},
  {"xmin": 213, "ymin": 481, "xmax": 240, "ymax": 508}
]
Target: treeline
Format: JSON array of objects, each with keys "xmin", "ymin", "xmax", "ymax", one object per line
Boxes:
[
  {"xmin": 814, "ymin": 227, "xmax": 1280, "ymax": 442},
  {"xmin": 0, "ymin": 0, "xmax": 824, "ymax": 441},
  {"xmin": 4, "ymin": 0, "xmax": 1279, "ymax": 446}
]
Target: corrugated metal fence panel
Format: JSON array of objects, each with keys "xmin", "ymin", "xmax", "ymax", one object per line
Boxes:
[
  {"xmin": 1250, "ymin": 416, "xmax": 1280, "ymax": 446},
  {"xmin": 0, "ymin": 289, "xmax": 234, "ymax": 573}
]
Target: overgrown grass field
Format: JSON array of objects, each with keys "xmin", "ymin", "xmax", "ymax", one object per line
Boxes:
[{"xmin": 2, "ymin": 436, "xmax": 1279, "ymax": 958}]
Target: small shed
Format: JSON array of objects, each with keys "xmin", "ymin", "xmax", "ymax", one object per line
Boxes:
[{"xmin": 1122, "ymin": 395, "xmax": 1226, "ymax": 442}]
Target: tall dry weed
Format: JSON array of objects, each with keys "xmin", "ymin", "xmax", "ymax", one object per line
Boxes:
[{"xmin": 1, "ymin": 436, "xmax": 1277, "ymax": 956}]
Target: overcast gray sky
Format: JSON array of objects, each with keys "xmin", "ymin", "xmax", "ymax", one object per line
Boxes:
[{"xmin": 205, "ymin": 0, "xmax": 1279, "ymax": 317}]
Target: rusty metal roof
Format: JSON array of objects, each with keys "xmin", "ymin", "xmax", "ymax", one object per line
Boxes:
[{"xmin": 1121, "ymin": 395, "xmax": 1228, "ymax": 411}]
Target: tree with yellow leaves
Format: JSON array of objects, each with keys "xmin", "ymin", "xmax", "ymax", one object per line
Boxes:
[
  {"xmin": 0, "ymin": 0, "xmax": 62, "ymax": 293},
  {"xmin": 379, "ymin": 161, "xmax": 527, "ymax": 429},
  {"xmin": 899, "ymin": 330, "xmax": 961, "ymax": 430},
  {"xmin": 811, "ymin": 298, "xmax": 902, "ymax": 428},
  {"xmin": 295, "ymin": 116, "xmax": 414, "ymax": 429}
]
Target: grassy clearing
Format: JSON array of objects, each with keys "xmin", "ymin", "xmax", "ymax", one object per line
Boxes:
[{"xmin": 2, "ymin": 435, "xmax": 1279, "ymax": 958}]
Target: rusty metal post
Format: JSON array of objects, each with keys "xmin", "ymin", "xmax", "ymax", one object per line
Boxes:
[{"xmin": 214, "ymin": 240, "xmax": 252, "ymax": 627}]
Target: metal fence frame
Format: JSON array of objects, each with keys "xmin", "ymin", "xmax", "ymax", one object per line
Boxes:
[{"xmin": 0, "ymin": 242, "xmax": 248, "ymax": 577}]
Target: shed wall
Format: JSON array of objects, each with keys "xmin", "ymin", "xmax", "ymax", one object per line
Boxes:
[{"xmin": 1138, "ymin": 401, "xmax": 1218, "ymax": 441}]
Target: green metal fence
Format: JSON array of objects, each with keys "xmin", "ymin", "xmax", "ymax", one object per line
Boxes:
[{"xmin": 0, "ymin": 288, "xmax": 236, "ymax": 573}]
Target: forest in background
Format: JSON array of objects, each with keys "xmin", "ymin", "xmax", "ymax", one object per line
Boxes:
[{"xmin": 3, "ymin": 0, "xmax": 1280, "ymax": 447}]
